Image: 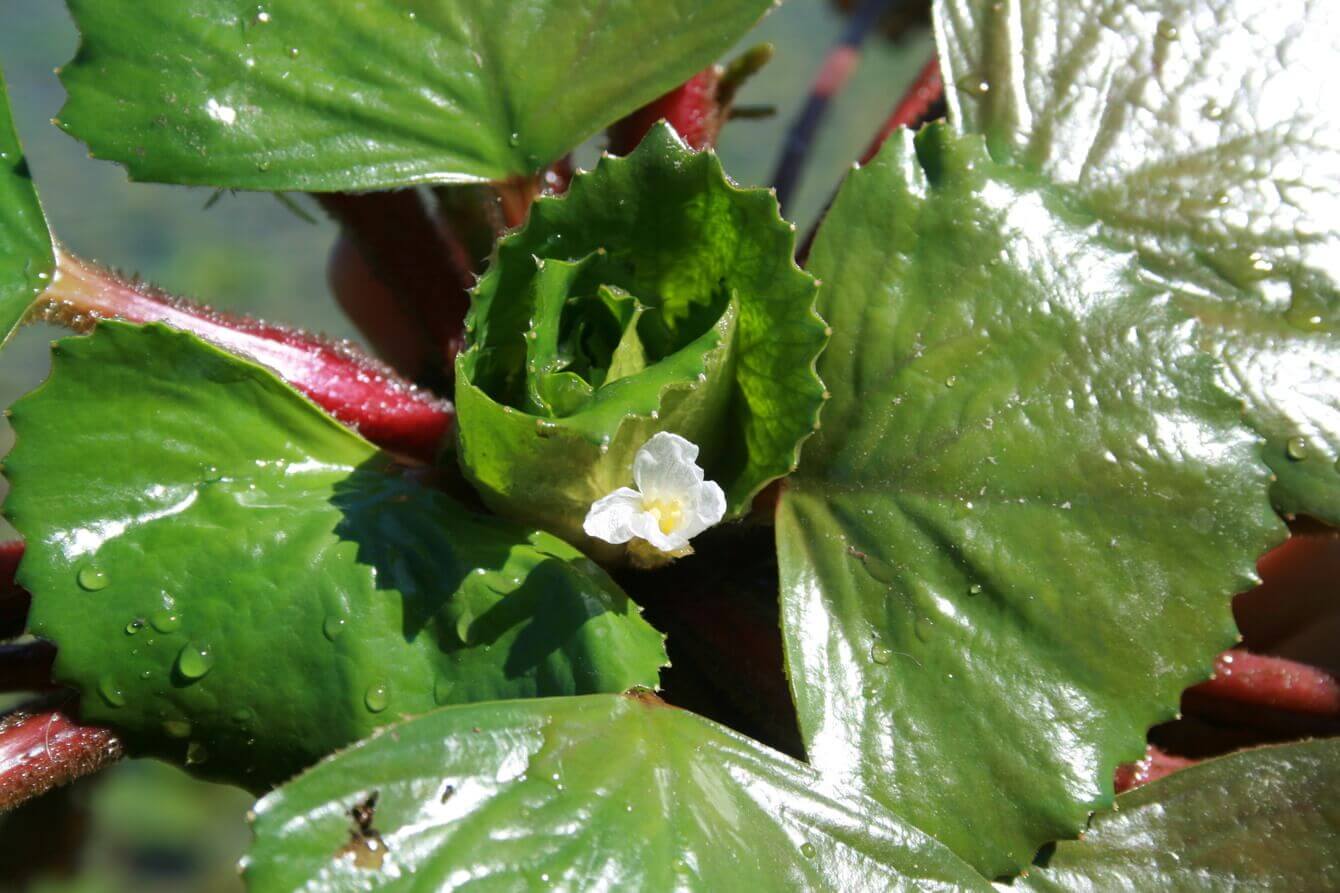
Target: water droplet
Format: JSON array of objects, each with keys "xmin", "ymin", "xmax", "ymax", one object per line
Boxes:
[
  {"xmin": 125, "ymin": 619, "xmax": 144, "ymax": 635},
  {"xmin": 1157, "ymin": 20, "xmax": 1178, "ymax": 40},
  {"xmin": 186, "ymin": 741, "xmax": 209, "ymax": 765},
  {"xmin": 945, "ymin": 376, "xmax": 957, "ymax": 388},
  {"xmin": 365, "ymin": 682, "xmax": 390, "ymax": 713},
  {"xmin": 847, "ymin": 546, "xmax": 896, "ymax": 584},
  {"xmin": 870, "ymin": 645, "xmax": 891, "ymax": 665},
  {"xmin": 1201, "ymin": 100, "xmax": 1224, "ymax": 121},
  {"xmin": 969, "ymin": 583, "xmax": 983, "ymax": 595},
  {"xmin": 200, "ymin": 464, "xmax": 222, "ymax": 483},
  {"xmin": 288, "ymin": 46, "xmax": 300, "ymax": 58},
  {"xmin": 914, "ymin": 617, "xmax": 934, "ymax": 642},
  {"xmin": 149, "ymin": 610, "xmax": 180, "ymax": 633},
  {"xmin": 509, "ymin": 132, "xmax": 521, "ymax": 147},
  {"xmin": 962, "ymin": 75, "xmax": 991, "ymax": 96},
  {"xmin": 176, "ymin": 642, "xmax": 215, "ymax": 680},
  {"xmin": 535, "ymin": 419, "xmax": 558, "ymax": 438},
  {"xmin": 1286, "ymin": 436, "xmax": 1309, "ymax": 461},
  {"xmin": 433, "ymin": 677, "xmax": 454, "ymax": 705},
  {"xmin": 1285, "ymin": 291, "xmax": 1326, "ymax": 332},
  {"xmin": 801, "ymin": 842, "xmax": 818, "ymax": 859},
  {"xmin": 98, "ymin": 675, "xmax": 126, "ymax": 707},
  {"xmin": 77, "ymin": 566, "xmax": 109, "ymax": 591},
  {"xmin": 231, "ymin": 707, "xmax": 255, "ymax": 727},
  {"xmin": 323, "ymin": 614, "xmax": 347, "ymax": 641}
]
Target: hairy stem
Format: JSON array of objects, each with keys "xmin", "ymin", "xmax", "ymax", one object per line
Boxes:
[
  {"xmin": 32, "ymin": 251, "xmax": 454, "ymax": 462},
  {"xmin": 316, "ymin": 191, "xmax": 474, "ymax": 384},
  {"xmin": 0, "ymin": 703, "xmax": 122, "ymax": 813}
]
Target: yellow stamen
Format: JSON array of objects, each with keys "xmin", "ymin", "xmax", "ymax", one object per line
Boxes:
[{"xmin": 643, "ymin": 498, "xmax": 684, "ymax": 535}]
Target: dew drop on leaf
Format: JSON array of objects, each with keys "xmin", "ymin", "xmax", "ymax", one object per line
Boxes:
[
  {"xmin": 1286, "ymin": 436, "xmax": 1309, "ymax": 461},
  {"xmin": 914, "ymin": 617, "xmax": 935, "ymax": 643},
  {"xmin": 870, "ymin": 645, "xmax": 891, "ymax": 665},
  {"xmin": 364, "ymin": 682, "xmax": 390, "ymax": 713},
  {"xmin": 176, "ymin": 642, "xmax": 215, "ymax": 680},
  {"xmin": 186, "ymin": 740, "xmax": 209, "ymax": 765},
  {"xmin": 322, "ymin": 614, "xmax": 347, "ymax": 641},
  {"xmin": 77, "ymin": 566, "xmax": 109, "ymax": 591},
  {"xmin": 98, "ymin": 675, "xmax": 126, "ymax": 707},
  {"xmin": 149, "ymin": 610, "xmax": 181, "ymax": 633},
  {"xmin": 124, "ymin": 618, "xmax": 144, "ymax": 635}
]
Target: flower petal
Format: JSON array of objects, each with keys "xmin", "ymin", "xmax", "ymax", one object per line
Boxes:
[
  {"xmin": 633, "ymin": 432, "xmax": 704, "ymax": 500},
  {"xmin": 583, "ymin": 487, "xmax": 646, "ymax": 544},
  {"xmin": 680, "ymin": 479, "xmax": 727, "ymax": 540}
]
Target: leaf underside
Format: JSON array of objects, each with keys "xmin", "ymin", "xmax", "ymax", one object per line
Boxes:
[
  {"xmin": 935, "ymin": 0, "xmax": 1340, "ymax": 524},
  {"xmin": 246, "ymin": 694, "xmax": 993, "ymax": 892},
  {"xmin": 781, "ymin": 125, "xmax": 1283, "ymax": 877},
  {"xmin": 6, "ymin": 322, "xmax": 666, "ymax": 787},
  {"xmin": 1017, "ymin": 739, "xmax": 1340, "ymax": 891},
  {"xmin": 0, "ymin": 66, "xmax": 52, "ymax": 346},
  {"xmin": 57, "ymin": 0, "xmax": 775, "ymax": 188}
]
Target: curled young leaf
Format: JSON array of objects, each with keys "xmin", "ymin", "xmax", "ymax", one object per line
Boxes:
[{"xmin": 456, "ymin": 124, "xmax": 828, "ymax": 558}]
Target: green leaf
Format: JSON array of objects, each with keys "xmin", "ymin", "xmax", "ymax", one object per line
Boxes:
[
  {"xmin": 57, "ymin": 0, "xmax": 774, "ymax": 189},
  {"xmin": 5, "ymin": 321, "xmax": 665, "ymax": 787},
  {"xmin": 0, "ymin": 66, "xmax": 52, "ymax": 346},
  {"xmin": 779, "ymin": 126, "xmax": 1283, "ymax": 877},
  {"xmin": 1018, "ymin": 739, "xmax": 1340, "ymax": 891},
  {"xmin": 457, "ymin": 124, "xmax": 827, "ymax": 550},
  {"xmin": 245, "ymin": 693, "xmax": 993, "ymax": 891},
  {"xmin": 934, "ymin": 0, "xmax": 1340, "ymax": 523}
]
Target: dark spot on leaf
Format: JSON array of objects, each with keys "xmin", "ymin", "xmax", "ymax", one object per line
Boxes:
[{"xmin": 336, "ymin": 791, "xmax": 387, "ymax": 870}]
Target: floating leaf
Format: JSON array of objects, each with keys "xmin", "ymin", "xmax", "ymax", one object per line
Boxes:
[
  {"xmin": 0, "ymin": 65, "xmax": 52, "ymax": 345},
  {"xmin": 58, "ymin": 0, "xmax": 775, "ymax": 189},
  {"xmin": 934, "ymin": 0, "xmax": 1340, "ymax": 523},
  {"xmin": 457, "ymin": 124, "xmax": 826, "ymax": 552},
  {"xmin": 1018, "ymin": 739, "xmax": 1340, "ymax": 891},
  {"xmin": 779, "ymin": 126, "xmax": 1282, "ymax": 876},
  {"xmin": 246, "ymin": 693, "xmax": 992, "ymax": 891},
  {"xmin": 5, "ymin": 322, "xmax": 665, "ymax": 786}
]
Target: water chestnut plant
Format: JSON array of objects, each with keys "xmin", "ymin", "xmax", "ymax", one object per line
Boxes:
[{"xmin": 1, "ymin": 0, "xmax": 1338, "ymax": 889}]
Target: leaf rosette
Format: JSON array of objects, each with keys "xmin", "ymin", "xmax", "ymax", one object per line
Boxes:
[{"xmin": 455, "ymin": 124, "xmax": 828, "ymax": 558}]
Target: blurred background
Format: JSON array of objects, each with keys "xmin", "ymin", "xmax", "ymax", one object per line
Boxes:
[{"xmin": 0, "ymin": 1, "xmax": 931, "ymax": 889}]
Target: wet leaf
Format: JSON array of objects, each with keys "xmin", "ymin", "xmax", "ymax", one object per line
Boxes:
[
  {"xmin": 780, "ymin": 125, "xmax": 1282, "ymax": 876},
  {"xmin": 5, "ymin": 322, "xmax": 665, "ymax": 786},
  {"xmin": 935, "ymin": 0, "xmax": 1340, "ymax": 523}
]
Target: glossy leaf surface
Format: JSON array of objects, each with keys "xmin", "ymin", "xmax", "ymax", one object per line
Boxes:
[
  {"xmin": 0, "ymin": 68, "xmax": 52, "ymax": 345},
  {"xmin": 5, "ymin": 322, "xmax": 665, "ymax": 786},
  {"xmin": 247, "ymin": 694, "xmax": 992, "ymax": 891},
  {"xmin": 458, "ymin": 125, "xmax": 826, "ymax": 549},
  {"xmin": 1019, "ymin": 739, "xmax": 1340, "ymax": 891},
  {"xmin": 780, "ymin": 126, "xmax": 1283, "ymax": 876},
  {"xmin": 935, "ymin": 0, "xmax": 1340, "ymax": 523},
  {"xmin": 58, "ymin": 0, "xmax": 773, "ymax": 189}
]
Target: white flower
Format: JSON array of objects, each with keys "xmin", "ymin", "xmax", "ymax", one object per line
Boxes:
[{"xmin": 583, "ymin": 432, "xmax": 726, "ymax": 553}]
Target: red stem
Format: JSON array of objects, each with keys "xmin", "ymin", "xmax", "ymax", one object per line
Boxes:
[
  {"xmin": 1114, "ymin": 745, "xmax": 1196, "ymax": 793},
  {"xmin": 608, "ymin": 67, "xmax": 726, "ymax": 154},
  {"xmin": 316, "ymin": 191, "xmax": 474, "ymax": 383},
  {"xmin": 1193, "ymin": 650, "xmax": 1340, "ymax": 715},
  {"xmin": 0, "ymin": 706, "xmax": 122, "ymax": 812},
  {"xmin": 0, "ymin": 540, "xmax": 27, "ymax": 640},
  {"xmin": 36, "ymin": 251, "xmax": 454, "ymax": 463},
  {"xmin": 859, "ymin": 55, "xmax": 944, "ymax": 164},
  {"xmin": 0, "ymin": 641, "xmax": 57, "ymax": 693}
]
